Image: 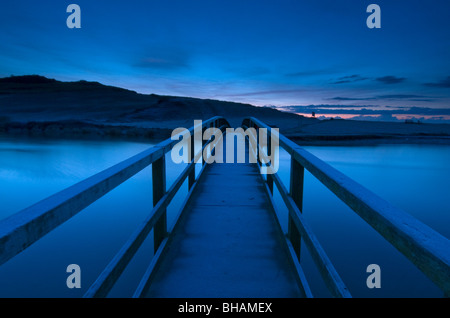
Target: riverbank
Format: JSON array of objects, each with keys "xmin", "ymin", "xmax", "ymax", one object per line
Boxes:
[
  {"xmin": 1, "ymin": 118, "xmax": 449, "ymax": 146},
  {"xmin": 0, "ymin": 120, "xmax": 172, "ymax": 142},
  {"xmin": 282, "ymin": 117, "xmax": 450, "ymax": 146},
  {"xmin": 288, "ymin": 134, "xmax": 450, "ymax": 146}
]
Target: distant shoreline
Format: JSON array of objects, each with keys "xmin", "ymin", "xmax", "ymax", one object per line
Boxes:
[
  {"xmin": 0, "ymin": 120, "xmax": 172, "ymax": 142},
  {"xmin": 288, "ymin": 135, "xmax": 450, "ymax": 146},
  {"xmin": 1, "ymin": 75, "xmax": 450, "ymax": 147},
  {"xmin": 1, "ymin": 120, "xmax": 449, "ymax": 146}
]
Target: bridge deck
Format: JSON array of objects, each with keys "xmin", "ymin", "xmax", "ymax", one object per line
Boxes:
[{"xmin": 144, "ymin": 147, "xmax": 303, "ymax": 297}]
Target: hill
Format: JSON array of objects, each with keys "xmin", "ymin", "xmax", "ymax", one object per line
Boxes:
[
  {"xmin": 0, "ymin": 75, "xmax": 449, "ymax": 143},
  {"xmin": 0, "ymin": 75, "xmax": 310, "ymax": 130}
]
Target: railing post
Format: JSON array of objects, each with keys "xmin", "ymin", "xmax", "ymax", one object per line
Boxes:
[
  {"xmin": 267, "ymin": 128, "xmax": 274, "ymax": 193},
  {"xmin": 188, "ymin": 133, "xmax": 196, "ymax": 190},
  {"xmin": 210, "ymin": 122, "xmax": 216, "ymax": 157},
  {"xmin": 202, "ymin": 126, "xmax": 207, "ymax": 165},
  {"xmin": 267, "ymin": 174, "xmax": 274, "ymax": 194},
  {"xmin": 254, "ymin": 123, "xmax": 260, "ymax": 165},
  {"xmin": 152, "ymin": 154, "xmax": 166, "ymax": 253},
  {"xmin": 289, "ymin": 156, "xmax": 304, "ymax": 259}
]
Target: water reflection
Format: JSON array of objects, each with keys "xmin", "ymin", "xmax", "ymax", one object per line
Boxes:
[
  {"xmin": 0, "ymin": 137, "xmax": 448, "ymax": 298},
  {"xmin": 0, "ymin": 137, "xmax": 159, "ymax": 297},
  {"xmin": 272, "ymin": 144, "xmax": 450, "ymax": 298}
]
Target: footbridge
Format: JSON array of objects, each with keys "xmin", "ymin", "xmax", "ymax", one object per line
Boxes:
[{"xmin": 0, "ymin": 116, "xmax": 449, "ymax": 298}]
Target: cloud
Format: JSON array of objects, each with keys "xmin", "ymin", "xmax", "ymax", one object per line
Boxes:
[
  {"xmin": 329, "ymin": 96, "xmax": 376, "ymax": 101},
  {"xmin": 349, "ymin": 113, "xmax": 400, "ymax": 122},
  {"xmin": 328, "ymin": 94, "xmax": 436, "ymax": 102},
  {"xmin": 135, "ymin": 57, "xmax": 188, "ymax": 70},
  {"xmin": 279, "ymin": 105, "xmax": 380, "ymax": 115},
  {"xmin": 377, "ymin": 94, "xmax": 427, "ymax": 99},
  {"xmin": 330, "ymin": 74, "xmax": 408, "ymax": 85},
  {"xmin": 375, "ymin": 76, "xmax": 406, "ymax": 84},
  {"xmin": 277, "ymin": 105, "xmax": 450, "ymax": 117},
  {"xmin": 424, "ymin": 76, "xmax": 450, "ymax": 88},
  {"xmin": 134, "ymin": 48, "xmax": 190, "ymax": 71},
  {"xmin": 225, "ymin": 88, "xmax": 304, "ymax": 97},
  {"xmin": 300, "ymin": 104, "xmax": 381, "ymax": 108},
  {"xmin": 331, "ymin": 74, "xmax": 369, "ymax": 84},
  {"xmin": 285, "ymin": 68, "xmax": 336, "ymax": 77},
  {"xmin": 277, "ymin": 105, "xmax": 450, "ymax": 123}
]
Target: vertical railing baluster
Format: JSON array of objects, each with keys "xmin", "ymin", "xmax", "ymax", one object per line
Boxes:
[
  {"xmin": 255, "ymin": 123, "xmax": 260, "ymax": 166},
  {"xmin": 210, "ymin": 121, "xmax": 215, "ymax": 157},
  {"xmin": 251, "ymin": 121, "xmax": 257, "ymax": 164},
  {"xmin": 202, "ymin": 126, "xmax": 207, "ymax": 165},
  {"xmin": 267, "ymin": 128, "xmax": 274, "ymax": 193},
  {"xmin": 267, "ymin": 174, "xmax": 274, "ymax": 194},
  {"xmin": 188, "ymin": 133, "xmax": 196, "ymax": 189},
  {"xmin": 288, "ymin": 156, "xmax": 305, "ymax": 259},
  {"xmin": 152, "ymin": 154, "xmax": 166, "ymax": 253}
]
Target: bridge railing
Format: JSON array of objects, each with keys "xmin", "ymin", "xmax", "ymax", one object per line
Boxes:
[
  {"xmin": 242, "ymin": 117, "xmax": 450, "ymax": 297},
  {"xmin": 0, "ymin": 116, "xmax": 230, "ymax": 297}
]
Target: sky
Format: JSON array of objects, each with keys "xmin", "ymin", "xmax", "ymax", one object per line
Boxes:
[{"xmin": 1, "ymin": 0, "xmax": 450, "ymax": 122}]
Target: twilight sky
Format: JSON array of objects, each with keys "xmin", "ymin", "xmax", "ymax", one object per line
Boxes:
[{"xmin": 1, "ymin": 0, "xmax": 449, "ymax": 122}]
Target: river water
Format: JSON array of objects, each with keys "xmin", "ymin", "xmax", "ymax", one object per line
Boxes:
[{"xmin": 0, "ymin": 136, "xmax": 448, "ymax": 297}]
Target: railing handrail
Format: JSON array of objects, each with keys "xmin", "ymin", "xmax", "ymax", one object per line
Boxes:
[
  {"xmin": 241, "ymin": 119, "xmax": 351, "ymax": 298},
  {"xmin": 0, "ymin": 116, "xmax": 227, "ymax": 267},
  {"xmin": 84, "ymin": 120, "xmax": 230, "ymax": 297},
  {"xmin": 1, "ymin": 114, "xmax": 448, "ymax": 297},
  {"xmin": 243, "ymin": 116, "xmax": 450, "ymax": 296}
]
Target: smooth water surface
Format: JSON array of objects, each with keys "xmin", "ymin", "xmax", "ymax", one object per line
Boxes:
[
  {"xmin": 273, "ymin": 144, "xmax": 450, "ymax": 298},
  {"xmin": 0, "ymin": 137, "xmax": 448, "ymax": 297},
  {"xmin": 0, "ymin": 136, "xmax": 191, "ymax": 297}
]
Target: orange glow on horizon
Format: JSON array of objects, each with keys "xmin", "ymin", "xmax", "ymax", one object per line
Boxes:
[{"xmin": 295, "ymin": 113, "xmax": 450, "ymax": 121}]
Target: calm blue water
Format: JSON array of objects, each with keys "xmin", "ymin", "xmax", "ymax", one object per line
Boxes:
[
  {"xmin": 0, "ymin": 136, "xmax": 190, "ymax": 298},
  {"xmin": 273, "ymin": 144, "xmax": 450, "ymax": 298},
  {"xmin": 0, "ymin": 137, "xmax": 448, "ymax": 297}
]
